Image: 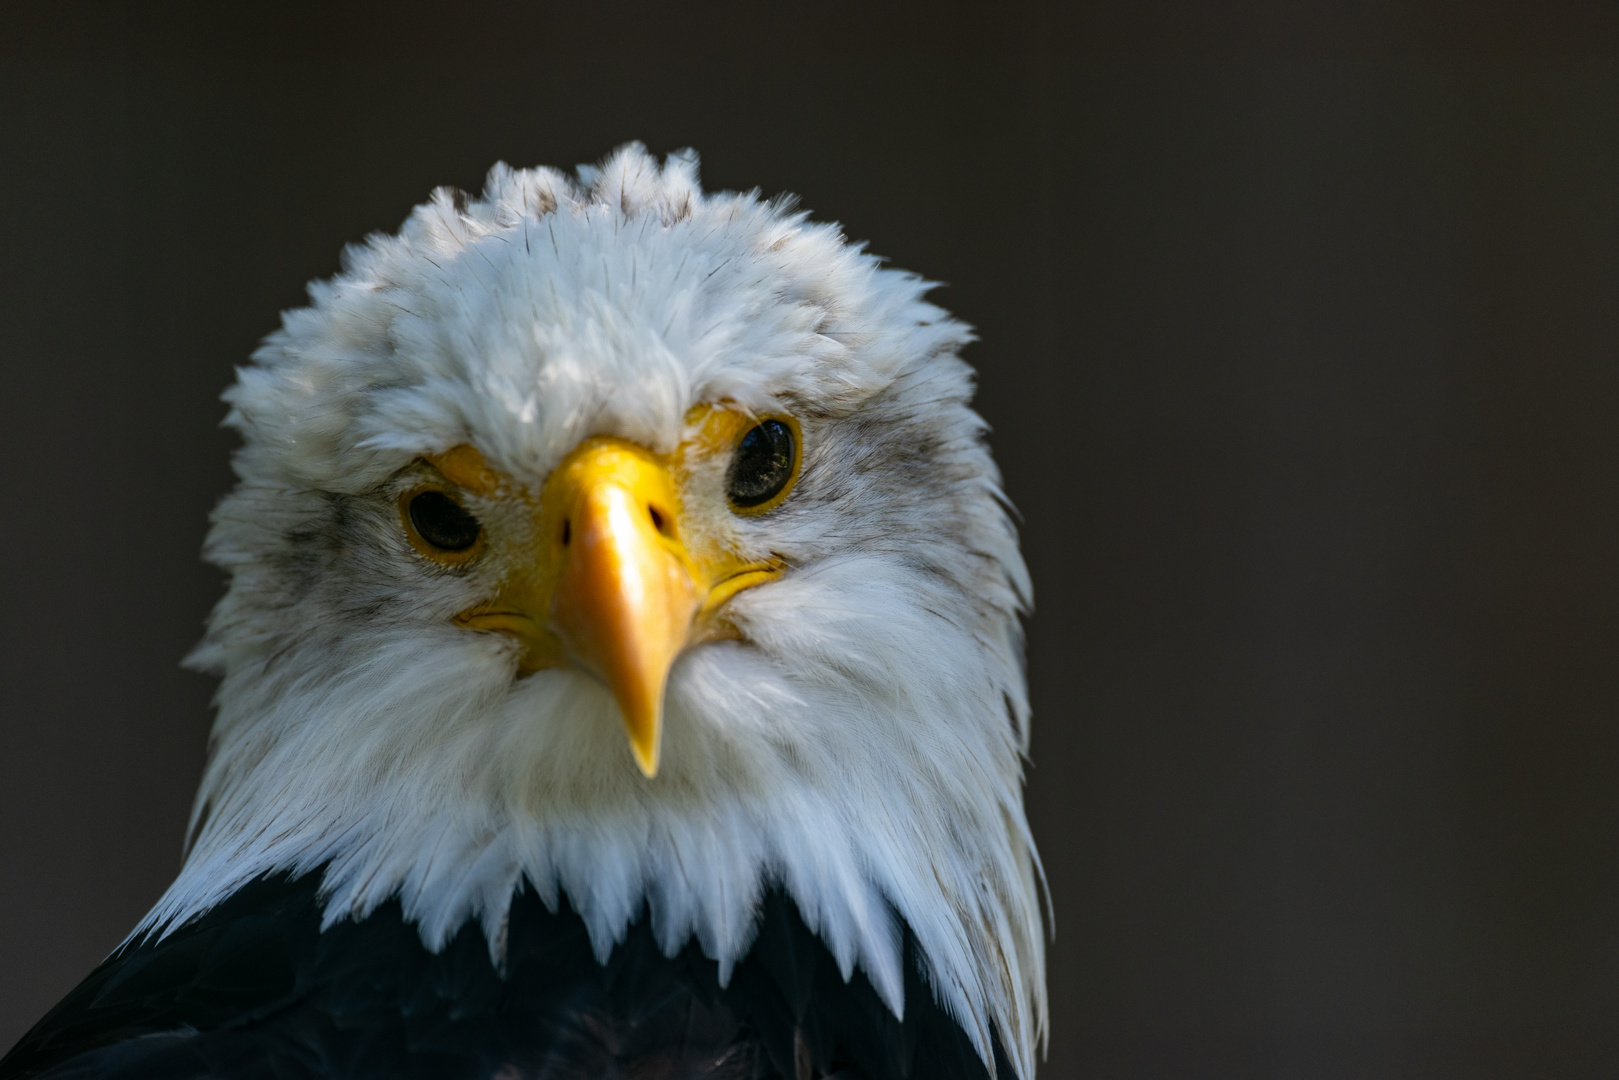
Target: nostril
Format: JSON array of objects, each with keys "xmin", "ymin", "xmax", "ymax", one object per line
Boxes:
[
  {"xmin": 648, "ymin": 505, "xmax": 668, "ymax": 536},
  {"xmin": 561, "ymin": 518, "xmax": 571, "ymax": 546}
]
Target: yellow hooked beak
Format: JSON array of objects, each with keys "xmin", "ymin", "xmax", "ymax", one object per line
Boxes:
[
  {"xmin": 545, "ymin": 440, "xmax": 695, "ymax": 777},
  {"xmin": 446, "ymin": 428, "xmax": 784, "ymax": 778}
]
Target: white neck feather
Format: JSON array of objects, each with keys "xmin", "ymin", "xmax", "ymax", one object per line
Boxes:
[{"xmin": 145, "ymin": 552, "xmax": 1043, "ymax": 1076}]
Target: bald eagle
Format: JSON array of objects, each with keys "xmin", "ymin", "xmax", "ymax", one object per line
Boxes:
[{"xmin": 1, "ymin": 146, "xmax": 1045, "ymax": 1080}]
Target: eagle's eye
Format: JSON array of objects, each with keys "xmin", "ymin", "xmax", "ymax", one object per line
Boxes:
[
  {"xmin": 727, "ymin": 418, "xmax": 798, "ymax": 512},
  {"xmin": 403, "ymin": 488, "xmax": 483, "ymax": 560}
]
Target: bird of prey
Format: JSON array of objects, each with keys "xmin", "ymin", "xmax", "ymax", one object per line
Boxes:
[{"xmin": 1, "ymin": 145, "xmax": 1045, "ymax": 1080}]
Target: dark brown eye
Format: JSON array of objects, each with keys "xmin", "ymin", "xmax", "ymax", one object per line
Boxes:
[
  {"xmin": 407, "ymin": 490, "xmax": 482, "ymax": 552},
  {"xmin": 727, "ymin": 419, "xmax": 796, "ymax": 510}
]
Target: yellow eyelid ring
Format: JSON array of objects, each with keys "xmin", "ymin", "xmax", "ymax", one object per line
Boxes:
[
  {"xmin": 683, "ymin": 409, "xmax": 802, "ymax": 517},
  {"xmin": 398, "ymin": 483, "xmax": 487, "ymax": 566},
  {"xmin": 731, "ymin": 413, "xmax": 802, "ymax": 517}
]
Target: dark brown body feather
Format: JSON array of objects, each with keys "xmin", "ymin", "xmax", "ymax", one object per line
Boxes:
[{"xmin": 0, "ymin": 872, "xmax": 1009, "ymax": 1080}]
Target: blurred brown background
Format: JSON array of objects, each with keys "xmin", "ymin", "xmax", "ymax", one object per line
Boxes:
[{"xmin": 3, "ymin": 2, "xmax": 1618, "ymax": 1076}]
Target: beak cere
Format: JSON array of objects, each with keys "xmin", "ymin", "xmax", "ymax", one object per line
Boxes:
[{"xmin": 546, "ymin": 439, "xmax": 700, "ymax": 778}]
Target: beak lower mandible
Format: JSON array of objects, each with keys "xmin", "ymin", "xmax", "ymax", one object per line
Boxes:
[{"xmin": 547, "ymin": 439, "xmax": 700, "ymax": 778}]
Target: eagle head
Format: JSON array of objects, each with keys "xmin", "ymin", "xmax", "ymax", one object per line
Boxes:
[{"xmin": 148, "ymin": 145, "xmax": 1044, "ymax": 1075}]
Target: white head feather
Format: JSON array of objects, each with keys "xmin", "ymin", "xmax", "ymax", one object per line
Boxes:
[{"xmin": 143, "ymin": 145, "xmax": 1045, "ymax": 1076}]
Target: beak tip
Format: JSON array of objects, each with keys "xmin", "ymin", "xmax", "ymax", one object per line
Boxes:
[
  {"xmin": 631, "ymin": 740, "xmax": 661, "ymax": 779},
  {"xmin": 618, "ymin": 696, "xmax": 664, "ymax": 778}
]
